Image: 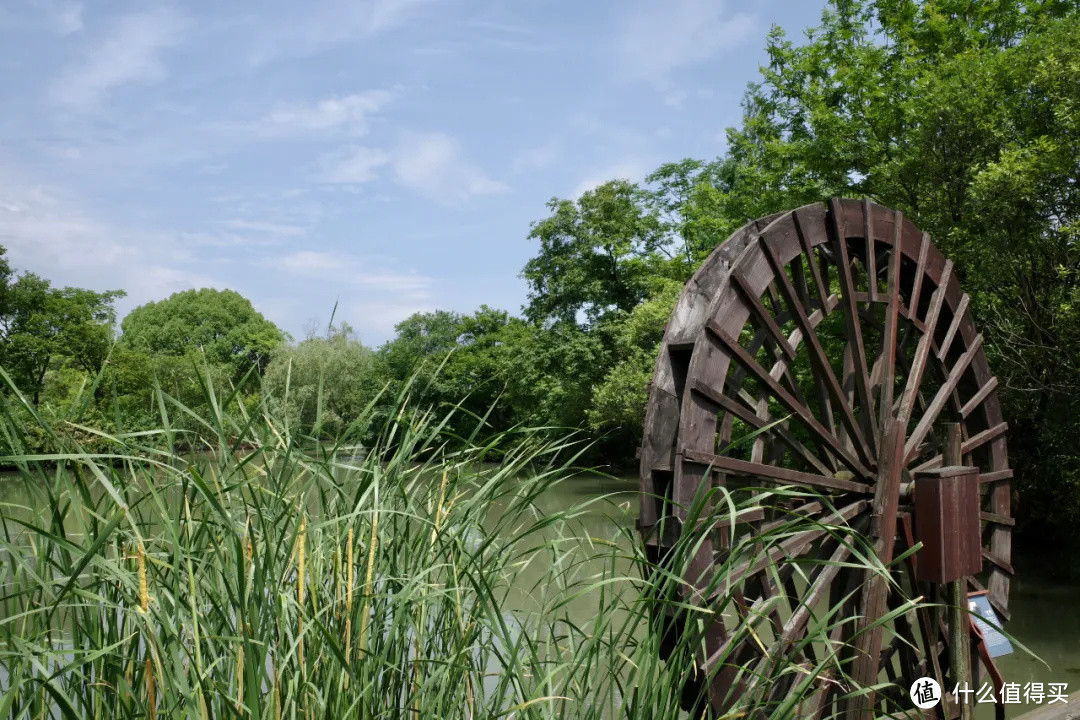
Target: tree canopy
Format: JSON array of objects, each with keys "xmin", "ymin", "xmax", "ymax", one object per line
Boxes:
[
  {"xmin": 3, "ymin": 0, "xmax": 1079, "ymax": 574},
  {"xmin": 120, "ymin": 288, "xmax": 284, "ymax": 378},
  {"xmin": 0, "ymin": 249, "xmax": 124, "ymax": 405}
]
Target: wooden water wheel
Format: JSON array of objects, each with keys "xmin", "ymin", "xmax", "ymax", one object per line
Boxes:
[{"xmin": 638, "ymin": 199, "xmax": 1012, "ymax": 717}]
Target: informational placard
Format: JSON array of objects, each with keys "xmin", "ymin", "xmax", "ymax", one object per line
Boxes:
[{"xmin": 968, "ymin": 591, "xmax": 1013, "ymax": 657}]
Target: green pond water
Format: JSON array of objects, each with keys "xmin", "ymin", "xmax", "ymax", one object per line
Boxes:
[
  {"xmin": 0, "ymin": 469, "xmax": 1075, "ymax": 718},
  {"xmin": 514, "ymin": 475, "xmax": 1080, "ymax": 719}
]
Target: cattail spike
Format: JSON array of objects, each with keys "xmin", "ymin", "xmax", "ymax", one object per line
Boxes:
[
  {"xmin": 297, "ymin": 513, "xmax": 306, "ymax": 673},
  {"xmin": 236, "ymin": 643, "xmax": 244, "ymax": 713},
  {"xmin": 138, "ymin": 541, "xmax": 149, "ymax": 614},
  {"xmin": 358, "ymin": 512, "xmax": 378, "ymax": 658}
]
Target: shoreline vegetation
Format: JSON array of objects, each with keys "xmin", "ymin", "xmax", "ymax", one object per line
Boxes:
[
  {"xmin": 1, "ymin": 2, "xmax": 1079, "ymax": 578},
  {"xmin": 0, "ymin": 1, "xmax": 1079, "ymax": 715},
  {"xmin": 0, "ymin": 367, "xmax": 924, "ymax": 718}
]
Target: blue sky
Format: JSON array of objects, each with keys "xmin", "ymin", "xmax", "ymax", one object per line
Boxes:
[{"xmin": 0, "ymin": 0, "xmax": 826, "ymax": 345}]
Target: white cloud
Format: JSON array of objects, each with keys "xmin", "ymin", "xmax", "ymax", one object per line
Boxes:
[
  {"xmin": 512, "ymin": 139, "xmax": 560, "ymax": 173},
  {"xmin": 319, "ymin": 146, "xmax": 391, "ymax": 184},
  {"xmin": 277, "ymin": 251, "xmax": 433, "ymax": 293},
  {"xmin": 244, "ymin": 0, "xmax": 435, "ymax": 66},
  {"xmin": 393, "ymin": 132, "xmax": 507, "ymax": 203},
  {"xmin": 317, "ymin": 133, "xmax": 504, "ymax": 199},
  {"xmin": 346, "ymin": 298, "xmax": 436, "ymax": 336},
  {"xmin": 572, "ymin": 161, "xmax": 651, "ymax": 198},
  {"xmin": 50, "ymin": 7, "xmax": 188, "ymax": 109},
  {"xmin": 273, "ymin": 250, "xmax": 436, "ymax": 338},
  {"xmin": 663, "ymin": 89, "xmax": 688, "ymax": 108},
  {"xmin": 615, "ymin": 0, "xmax": 756, "ymax": 84},
  {"xmin": 259, "ymin": 90, "xmax": 396, "ymax": 136},
  {"xmin": 220, "ymin": 219, "xmax": 308, "ymax": 237},
  {"xmin": 278, "ymin": 250, "xmax": 341, "ymax": 274},
  {"xmin": 36, "ymin": 0, "xmax": 83, "ymax": 35},
  {"xmin": 0, "ymin": 177, "xmax": 222, "ymax": 318}
]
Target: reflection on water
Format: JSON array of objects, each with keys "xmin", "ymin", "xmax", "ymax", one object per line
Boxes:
[
  {"xmin": 976, "ymin": 572, "xmax": 1080, "ymax": 719},
  {"xmin": 487, "ymin": 472, "xmax": 640, "ymax": 623},
  {"xmin": 489, "ymin": 473, "xmax": 1080, "ymax": 719}
]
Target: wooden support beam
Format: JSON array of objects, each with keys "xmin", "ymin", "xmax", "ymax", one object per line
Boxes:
[
  {"xmin": 842, "ymin": 418, "xmax": 907, "ymax": 719},
  {"xmin": 944, "ymin": 424, "xmax": 974, "ymax": 720},
  {"xmin": 681, "ymin": 448, "xmax": 872, "ymax": 494}
]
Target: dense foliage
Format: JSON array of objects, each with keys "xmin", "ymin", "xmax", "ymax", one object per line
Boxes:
[
  {"xmin": 2, "ymin": 0, "xmax": 1078, "ymax": 572},
  {"xmin": 0, "ymin": 370, "xmax": 906, "ymax": 719}
]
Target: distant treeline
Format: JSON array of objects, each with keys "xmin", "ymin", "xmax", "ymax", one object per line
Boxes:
[{"xmin": 3, "ymin": 0, "xmax": 1078, "ymax": 573}]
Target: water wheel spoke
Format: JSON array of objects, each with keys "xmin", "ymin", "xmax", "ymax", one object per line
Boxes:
[
  {"xmin": 760, "ymin": 236, "xmax": 873, "ymax": 469},
  {"xmin": 862, "ymin": 197, "xmax": 879, "ymax": 304},
  {"xmin": 705, "ymin": 319, "xmax": 871, "ymax": 478},
  {"xmin": 964, "ymin": 421, "xmax": 1009, "ymax": 456},
  {"xmin": 960, "ymin": 376, "xmax": 999, "ymax": 419},
  {"xmin": 794, "ymin": 208, "xmax": 832, "ymax": 311},
  {"xmin": 715, "ymin": 500, "xmax": 870, "ymax": 596},
  {"xmin": 898, "ymin": 514, "xmax": 948, "ymax": 697},
  {"xmin": 875, "ymin": 211, "xmax": 903, "ymax": 432},
  {"xmin": 691, "ymin": 379, "xmax": 831, "ymax": 475},
  {"xmin": 759, "ymin": 500, "xmax": 825, "ymax": 534},
  {"xmin": 904, "ymin": 334, "xmax": 984, "ymax": 463},
  {"xmin": 733, "ymin": 270, "xmax": 798, "ymax": 362},
  {"xmin": 750, "ymin": 539, "xmax": 852, "ymax": 684},
  {"xmin": 909, "ymin": 231, "xmax": 931, "ymax": 315},
  {"xmin": 682, "ymin": 449, "xmax": 871, "ymax": 495},
  {"xmin": 827, "ymin": 198, "xmax": 879, "ymax": 453},
  {"xmin": 640, "ymin": 199, "xmax": 1011, "ymax": 718},
  {"xmin": 842, "ymin": 420, "xmax": 907, "ymax": 719},
  {"xmin": 803, "ymin": 620, "xmax": 850, "ymax": 719},
  {"xmin": 896, "ymin": 260, "xmax": 953, "ymax": 428},
  {"xmin": 937, "ymin": 293, "xmax": 971, "ymax": 362}
]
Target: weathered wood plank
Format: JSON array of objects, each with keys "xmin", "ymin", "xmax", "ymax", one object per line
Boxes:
[
  {"xmin": 909, "ymin": 231, "xmax": 931, "ymax": 316},
  {"xmin": 904, "ymin": 334, "xmax": 984, "ymax": 463},
  {"xmin": 682, "ymin": 448, "xmax": 872, "ymax": 494},
  {"xmin": 937, "ymin": 293, "xmax": 970, "ymax": 362},
  {"xmin": 733, "ymin": 269, "xmax": 798, "ymax": 361},
  {"xmin": 794, "ymin": 207, "xmax": 832, "ymax": 310},
  {"xmin": 690, "ymin": 379, "xmax": 832, "ymax": 475},
  {"xmin": 961, "ymin": 422, "xmax": 1008, "ymax": 455},
  {"xmin": 876, "ymin": 211, "xmax": 903, "ymax": 432},
  {"xmin": 843, "ymin": 419, "xmax": 907, "ymax": 719},
  {"xmin": 979, "ymin": 468, "xmax": 1014, "ymax": 485},
  {"xmin": 980, "ymin": 511, "xmax": 1015, "ymax": 527},
  {"xmin": 960, "ymin": 376, "xmax": 999, "ymax": 419},
  {"xmin": 704, "ymin": 318, "xmax": 872, "ymax": 478},
  {"xmin": 897, "ymin": 261, "xmax": 954, "ymax": 428},
  {"xmin": 714, "ymin": 500, "xmax": 870, "ymax": 597},
  {"xmin": 863, "ymin": 197, "xmax": 879, "ymax": 303},
  {"xmin": 828, "ymin": 198, "xmax": 880, "ymax": 454},
  {"xmin": 759, "ymin": 236, "xmax": 874, "ymax": 468}
]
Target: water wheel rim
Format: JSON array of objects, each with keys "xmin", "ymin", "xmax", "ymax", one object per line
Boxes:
[{"xmin": 638, "ymin": 199, "xmax": 1011, "ymax": 717}]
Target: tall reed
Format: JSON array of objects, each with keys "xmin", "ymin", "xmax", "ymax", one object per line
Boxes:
[{"xmin": 0, "ymin": 363, "xmax": 926, "ymax": 718}]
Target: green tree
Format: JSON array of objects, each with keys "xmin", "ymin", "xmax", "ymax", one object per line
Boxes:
[
  {"xmin": 0, "ymin": 270, "xmax": 124, "ymax": 405},
  {"xmin": 374, "ymin": 310, "xmax": 465, "ymax": 409},
  {"xmin": 120, "ymin": 288, "xmax": 284, "ymax": 379},
  {"xmin": 587, "ymin": 280, "xmax": 683, "ymax": 450},
  {"xmin": 522, "ymin": 180, "xmax": 665, "ymax": 328},
  {"xmin": 717, "ymin": 0, "xmax": 1080, "ymax": 566},
  {"xmin": 263, "ymin": 324, "xmax": 378, "ymax": 438}
]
